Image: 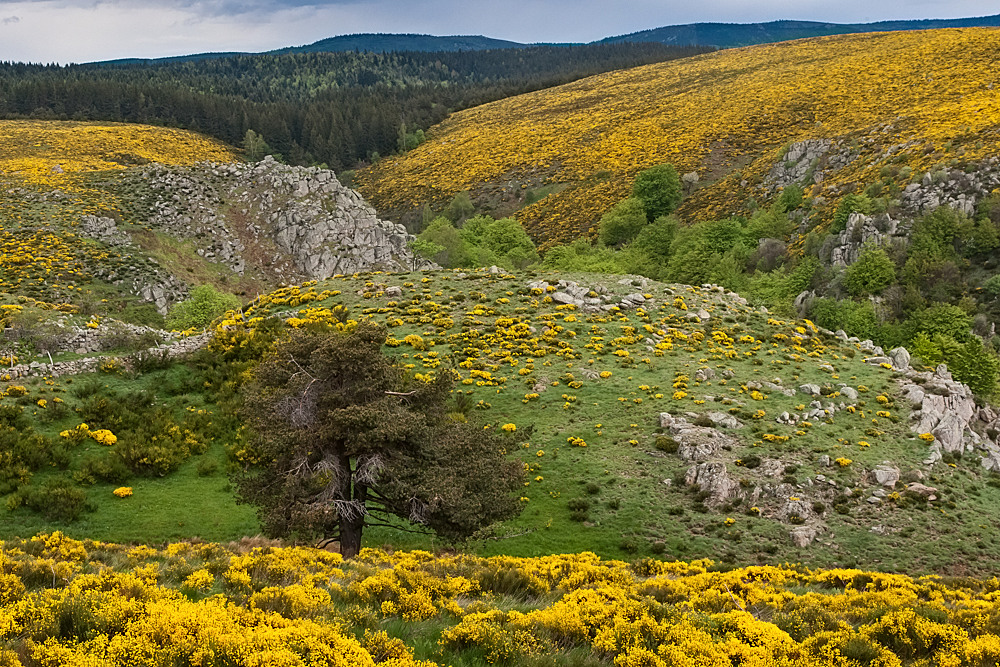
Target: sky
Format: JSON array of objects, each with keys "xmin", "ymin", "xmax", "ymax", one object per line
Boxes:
[{"xmin": 0, "ymin": 0, "xmax": 997, "ymax": 64}]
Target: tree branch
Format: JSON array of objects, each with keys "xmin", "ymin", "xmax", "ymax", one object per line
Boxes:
[{"xmin": 362, "ymin": 518, "xmax": 434, "ymax": 535}]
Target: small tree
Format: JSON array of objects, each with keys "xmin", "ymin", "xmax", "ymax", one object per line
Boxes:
[
  {"xmin": 242, "ymin": 130, "xmax": 270, "ymax": 162},
  {"xmin": 599, "ymin": 197, "xmax": 648, "ymax": 247},
  {"xmin": 165, "ymin": 285, "xmax": 241, "ymax": 331},
  {"xmin": 444, "ymin": 191, "xmax": 475, "ymax": 223},
  {"xmin": 234, "ymin": 323, "xmax": 525, "ymax": 557},
  {"xmin": 409, "ymin": 234, "xmax": 448, "ymax": 269},
  {"xmin": 632, "ymin": 164, "xmax": 682, "ymax": 221}
]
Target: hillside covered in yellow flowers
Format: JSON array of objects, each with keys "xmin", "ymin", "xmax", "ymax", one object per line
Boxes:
[{"xmin": 358, "ymin": 28, "xmax": 1000, "ymax": 247}]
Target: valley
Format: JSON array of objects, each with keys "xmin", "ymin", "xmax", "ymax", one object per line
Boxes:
[{"xmin": 2, "ymin": 24, "xmax": 1000, "ymax": 666}]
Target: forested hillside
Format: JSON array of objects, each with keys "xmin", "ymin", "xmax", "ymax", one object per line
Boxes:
[
  {"xmin": 602, "ymin": 14, "xmax": 1000, "ymax": 48},
  {"xmin": 0, "ymin": 43, "xmax": 707, "ymax": 171}
]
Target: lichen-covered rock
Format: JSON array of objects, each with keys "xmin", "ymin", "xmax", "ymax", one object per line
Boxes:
[
  {"xmin": 789, "ymin": 526, "xmax": 819, "ymax": 547},
  {"xmin": 685, "ymin": 462, "xmax": 738, "ymax": 506},
  {"xmin": 889, "ymin": 347, "xmax": 911, "ymax": 371},
  {"xmin": 871, "ymin": 462, "xmax": 900, "ymax": 488},
  {"xmin": 660, "ymin": 412, "xmax": 741, "ymax": 460}
]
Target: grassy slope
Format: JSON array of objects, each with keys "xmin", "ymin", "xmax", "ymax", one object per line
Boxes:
[
  {"xmin": 0, "ymin": 363, "xmax": 257, "ymax": 543},
  {"xmin": 359, "ymin": 28, "xmax": 1000, "ymax": 247},
  {"xmin": 5, "ymin": 267, "xmax": 1000, "ymax": 573},
  {"xmin": 207, "ymin": 269, "xmax": 1000, "ymax": 574}
]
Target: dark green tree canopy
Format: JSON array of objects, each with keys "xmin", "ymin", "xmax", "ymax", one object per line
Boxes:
[
  {"xmin": 632, "ymin": 163, "xmax": 682, "ymax": 221},
  {"xmin": 599, "ymin": 197, "xmax": 648, "ymax": 247},
  {"xmin": 234, "ymin": 323, "xmax": 525, "ymax": 557}
]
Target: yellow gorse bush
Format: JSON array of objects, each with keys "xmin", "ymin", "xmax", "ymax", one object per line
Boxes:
[
  {"xmin": 360, "ymin": 28, "xmax": 1000, "ymax": 247},
  {"xmin": 2, "ymin": 534, "xmax": 1000, "ymax": 665}
]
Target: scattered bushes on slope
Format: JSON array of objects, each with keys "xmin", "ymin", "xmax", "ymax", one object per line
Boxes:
[{"xmin": 416, "ymin": 214, "xmax": 539, "ymax": 269}]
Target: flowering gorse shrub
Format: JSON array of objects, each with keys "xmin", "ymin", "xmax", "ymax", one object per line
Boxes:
[{"xmin": 3, "ymin": 534, "xmax": 1000, "ymax": 666}]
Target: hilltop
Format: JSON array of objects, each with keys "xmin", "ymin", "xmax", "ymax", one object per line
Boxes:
[
  {"xmin": 602, "ymin": 14, "xmax": 1000, "ymax": 48},
  {"xmin": 271, "ymin": 33, "xmax": 527, "ymax": 55},
  {"xmin": 359, "ymin": 28, "xmax": 1000, "ymax": 247}
]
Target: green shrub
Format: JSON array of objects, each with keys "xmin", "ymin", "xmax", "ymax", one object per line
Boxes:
[
  {"xmin": 474, "ymin": 565, "xmax": 547, "ymax": 601},
  {"xmin": 10, "ymin": 477, "xmax": 93, "ymax": 522},
  {"xmin": 619, "ymin": 537, "xmax": 639, "ymax": 554},
  {"xmin": 632, "ymin": 163, "xmax": 682, "ymax": 220},
  {"xmin": 841, "ymin": 636, "xmax": 885, "ymax": 665},
  {"xmin": 165, "ymin": 285, "xmax": 241, "ymax": 331},
  {"xmin": 75, "ymin": 456, "xmax": 132, "ymax": 486},
  {"xmin": 196, "ymin": 459, "xmax": 220, "ymax": 477},
  {"xmin": 844, "ymin": 246, "xmax": 896, "ymax": 296},
  {"xmin": 778, "ymin": 184, "xmax": 804, "ymax": 210},
  {"xmin": 655, "ymin": 436, "xmax": 679, "ymax": 453},
  {"xmin": 599, "ymin": 197, "xmax": 648, "ymax": 247},
  {"xmin": 567, "ymin": 498, "xmax": 591, "ymax": 512},
  {"xmin": 831, "ymin": 194, "xmax": 872, "ymax": 233}
]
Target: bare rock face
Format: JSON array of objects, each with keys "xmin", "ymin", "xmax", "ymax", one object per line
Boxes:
[
  {"xmin": 895, "ymin": 360, "xmax": 1000, "ymax": 470},
  {"xmin": 889, "ymin": 347, "xmax": 911, "ymax": 371},
  {"xmin": 828, "ymin": 213, "xmax": 910, "ymax": 267},
  {"xmin": 778, "ymin": 497, "xmax": 814, "ymax": 524},
  {"xmin": 789, "ymin": 526, "xmax": 819, "ymax": 548},
  {"xmin": 904, "ymin": 371, "xmax": 977, "ymax": 453},
  {"xmin": 906, "ymin": 483, "xmax": 938, "ymax": 500},
  {"xmin": 899, "ymin": 159, "xmax": 1000, "ymax": 217},
  {"xmin": 130, "ymin": 157, "xmax": 432, "ymax": 284}
]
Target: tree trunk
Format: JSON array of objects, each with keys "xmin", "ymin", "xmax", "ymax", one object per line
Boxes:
[
  {"xmin": 340, "ymin": 516, "xmax": 363, "ymax": 558},
  {"xmin": 337, "ymin": 457, "xmax": 369, "ymax": 559}
]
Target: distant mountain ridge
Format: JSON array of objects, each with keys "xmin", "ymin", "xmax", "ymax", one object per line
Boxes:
[
  {"xmin": 600, "ymin": 15, "xmax": 1000, "ymax": 48},
  {"xmin": 270, "ymin": 33, "xmax": 529, "ymax": 54},
  {"xmin": 92, "ymin": 13, "xmax": 1000, "ymax": 64}
]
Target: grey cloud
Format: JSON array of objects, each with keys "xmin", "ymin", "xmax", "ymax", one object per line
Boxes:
[{"xmin": 0, "ymin": 0, "xmax": 997, "ymax": 63}]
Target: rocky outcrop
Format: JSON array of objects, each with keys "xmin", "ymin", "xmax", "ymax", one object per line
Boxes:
[
  {"xmin": 684, "ymin": 462, "xmax": 738, "ymax": 506},
  {"xmin": 659, "ymin": 412, "xmax": 741, "ymax": 461},
  {"xmin": 870, "ymin": 462, "xmax": 901, "ymax": 488},
  {"xmin": 900, "ymin": 158, "xmax": 1000, "ymax": 217},
  {"xmin": 903, "ymin": 365, "xmax": 978, "ymax": 454},
  {"xmin": 74, "ymin": 215, "xmax": 188, "ymax": 314},
  {"xmin": 892, "ymin": 354, "xmax": 1000, "ymax": 471},
  {"xmin": 889, "ymin": 347, "xmax": 911, "ymax": 371},
  {"xmin": 129, "ymin": 157, "xmax": 430, "ymax": 284},
  {"xmin": 765, "ymin": 139, "xmax": 857, "ymax": 192},
  {"xmin": 80, "ymin": 215, "xmax": 132, "ymax": 247},
  {"xmin": 828, "ymin": 212, "xmax": 909, "ymax": 267}
]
